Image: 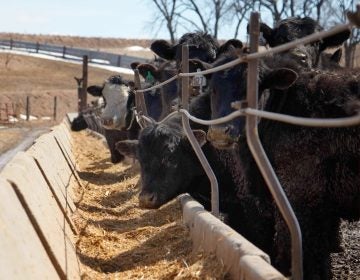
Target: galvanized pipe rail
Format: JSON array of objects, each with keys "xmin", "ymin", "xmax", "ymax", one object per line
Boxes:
[{"xmin": 246, "ymin": 13, "xmax": 302, "ymax": 280}]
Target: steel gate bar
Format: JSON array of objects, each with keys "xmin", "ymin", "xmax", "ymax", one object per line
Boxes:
[
  {"xmin": 180, "ymin": 45, "xmax": 220, "ymax": 217},
  {"xmin": 246, "ymin": 12, "xmax": 303, "ymax": 280}
]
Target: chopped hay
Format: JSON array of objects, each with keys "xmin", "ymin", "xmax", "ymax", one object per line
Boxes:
[{"xmin": 71, "ymin": 130, "xmax": 230, "ymax": 279}]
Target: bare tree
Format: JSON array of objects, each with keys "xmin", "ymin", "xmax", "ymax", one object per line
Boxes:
[
  {"xmin": 324, "ymin": 0, "xmax": 360, "ymax": 67},
  {"xmin": 178, "ymin": 0, "xmax": 232, "ymax": 38},
  {"xmin": 150, "ymin": 0, "xmax": 179, "ymax": 43},
  {"xmin": 301, "ymin": 0, "xmax": 326, "ymax": 22},
  {"xmin": 258, "ymin": 0, "xmax": 289, "ymax": 23},
  {"xmin": 232, "ymin": 0, "xmax": 255, "ymax": 38}
]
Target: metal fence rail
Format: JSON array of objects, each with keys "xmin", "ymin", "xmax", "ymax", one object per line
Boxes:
[
  {"xmin": 131, "ymin": 8, "xmax": 360, "ymax": 280},
  {"xmin": 0, "ymin": 39, "xmax": 148, "ymax": 68}
]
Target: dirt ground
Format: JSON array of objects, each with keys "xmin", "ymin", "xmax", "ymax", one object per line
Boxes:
[{"xmin": 71, "ymin": 129, "xmax": 229, "ymax": 279}]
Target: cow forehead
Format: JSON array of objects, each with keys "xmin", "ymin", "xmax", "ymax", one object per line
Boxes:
[{"xmin": 102, "ymin": 83, "xmax": 129, "ymax": 102}]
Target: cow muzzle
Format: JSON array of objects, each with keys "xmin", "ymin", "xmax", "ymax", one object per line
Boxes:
[
  {"xmin": 207, "ymin": 126, "xmax": 238, "ymax": 149},
  {"xmin": 139, "ymin": 191, "xmax": 160, "ymax": 209}
]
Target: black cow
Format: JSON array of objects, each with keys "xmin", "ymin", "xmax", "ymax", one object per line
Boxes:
[
  {"xmin": 259, "ymin": 17, "xmax": 350, "ymax": 67},
  {"xmin": 151, "ymin": 32, "xmax": 220, "ymax": 66},
  {"xmin": 151, "ymin": 32, "xmax": 243, "ymax": 100},
  {"xmin": 116, "ymin": 87, "xmax": 276, "ymax": 256},
  {"xmin": 205, "ymin": 46, "xmax": 360, "ymax": 279}
]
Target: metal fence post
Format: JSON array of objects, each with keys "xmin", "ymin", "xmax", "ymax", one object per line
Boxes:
[
  {"xmin": 179, "ymin": 44, "xmax": 220, "ymax": 217},
  {"xmin": 117, "ymin": 55, "xmax": 121, "ymax": 67},
  {"xmin": 36, "ymin": 42, "xmax": 40, "ymax": 53},
  {"xmin": 26, "ymin": 96, "xmax": 30, "ymax": 121},
  {"xmin": 181, "ymin": 45, "xmax": 189, "ymax": 110},
  {"xmin": 246, "ymin": 12, "xmax": 303, "ymax": 280}
]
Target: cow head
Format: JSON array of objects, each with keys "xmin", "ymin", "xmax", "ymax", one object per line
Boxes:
[
  {"xmin": 202, "ymin": 49, "xmax": 298, "ymax": 149},
  {"xmin": 151, "ymin": 32, "xmax": 220, "ymax": 66},
  {"xmin": 87, "ymin": 75, "xmax": 130, "ymax": 129},
  {"xmin": 116, "ymin": 121, "xmax": 207, "ymax": 209},
  {"xmin": 259, "ymin": 17, "xmax": 350, "ymax": 67}
]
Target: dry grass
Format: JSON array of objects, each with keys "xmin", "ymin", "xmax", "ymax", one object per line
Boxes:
[{"xmin": 71, "ymin": 130, "xmax": 230, "ymax": 279}]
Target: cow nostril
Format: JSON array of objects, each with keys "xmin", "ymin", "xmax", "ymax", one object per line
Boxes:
[
  {"xmin": 139, "ymin": 192, "xmax": 158, "ymax": 208},
  {"xmin": 224, "ymin": 126, "xmax": 231, "ymax": 134}
]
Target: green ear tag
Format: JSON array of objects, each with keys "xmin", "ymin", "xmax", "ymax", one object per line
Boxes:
[{"xmin": 146, "ymin": 71, "xmax": 155, "ymax": 84}]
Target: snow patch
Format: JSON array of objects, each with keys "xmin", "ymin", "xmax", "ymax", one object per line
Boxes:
[{"xmin": 124, "ymin": 46, "xmax": 151, "ymax": 52}]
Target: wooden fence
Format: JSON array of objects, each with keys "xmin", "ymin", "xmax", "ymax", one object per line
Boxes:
[{"xmin": 0, "ymin": 39, "xmax": 148, "ymax": 68}]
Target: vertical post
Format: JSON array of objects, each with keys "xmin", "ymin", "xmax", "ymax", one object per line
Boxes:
[
  {"xmin": 10, "ymin": 38, "xmax": 13, "ymax": 50},
  {"xmin": 5, "ymin": 104, "xmax": 8, "ymax": 121},
  {"xmin": 80, "ymin": 55, "xmax": 88, "ymax": 111},
  {"xmin": 53, "ymin": 96, "xmax": 57, "ymax": 121},
  {"xmin": 181, "ymin": 45, "xmax": 189, "ymax": 110},
  {"xmin": 62, "ymin": 46, "xmax": 66, "ymax": 58},
  {"xmin": 74, "ymin": 77, "xmax": 83, "ymax": 113},
  {"xmin": 117, "ymin": 55, "xmax": 121, "ymax": 67},
  {"xmin": 245, "ymin": 12, "xmax": 303, "ymax": 280},
  {"xmin": 36, "ymin": 42, "xmax": 40, "ymax": 53},
  {"xmin": 26, "ymin": 96, "xmax": 30, "ymax": 121},
  {"xmin": 133, "ymin": 70, "xmax": 148, "ymax": 117}
]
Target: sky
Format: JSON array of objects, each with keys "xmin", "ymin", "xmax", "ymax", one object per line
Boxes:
[{"xmin": 0, "ymin": 0, "xmax": 248, "ymax": 40}]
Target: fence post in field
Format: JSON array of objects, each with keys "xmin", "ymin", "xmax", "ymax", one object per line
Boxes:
[
  {"xmin": 5, "ymin": 104, "xmax": 9, "ymax": 120},
  {"xmin": 36, "ymin": 42, "xmax": 40, "ymax": 53},
  {"xmin": 62, "ymin": 46, "xmax": 66, "ymax": 58},
  {"xmin": 80, "ymin": 55, "xmax": 88, "ymax": 111},
  {"xmin": 117, "ymin": 55, "xmax": 121, "ymax": 67},
  {"xmin": 53, "ymin": 96, "xmax": 57, "ymax": 120},
  {"xmin": 10, "ymin": 38, "xmax": 13, "ymax": 50},
  {"xmin": 74, "ymin": 77, "xmax": 83, "ymax": 113},
  {"xmin": 26, "ymin": 96, "xmax": 30, "ymax": 121}
]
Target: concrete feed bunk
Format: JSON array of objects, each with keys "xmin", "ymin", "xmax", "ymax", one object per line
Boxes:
[{"xmin": 0, "ymin": 119, "xmax": 286, "ymax": 279}]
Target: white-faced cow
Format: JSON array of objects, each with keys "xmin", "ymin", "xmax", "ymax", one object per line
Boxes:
[{"xmin": 87, "ymin": 75, "xmax": 132, "ymax": 130}]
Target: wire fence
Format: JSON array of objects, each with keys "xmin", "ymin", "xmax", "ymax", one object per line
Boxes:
[{"xmin": 131, "ymin": 9, "xmax": 360, "ymax": 280}]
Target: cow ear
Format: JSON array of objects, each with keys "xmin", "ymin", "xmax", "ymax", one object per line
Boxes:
[
  {"xmin": 320, "ymin": 29, "xmax": 350, "ymax": 51},
  {"xmin": 263, "ymin": 68, "xmax": 298, "ymax": 90},
  {"xmin": 115, "ymin": 140, "xmax": 138, "ymax": 159},
  {"xmin": 259, "ymin": 22, "xmax": 274, "ymax": 46},
  {"xmin": 331, "ymin": 48, "xmax": 342, "ymax": 63},
  {"xmin": 130, "ymin": 61, "xmax": 141, "ymax": 70},
  {"xmin": 87, "ymin": 85, "xmax": 103, "ymax": 97},
  {"xmin": 192, "ymin": 129, "xmax": 207, "ymax": 147},
  {"xmin": 137, "ymin": 63, "xmax": 159, "ymax": 81},
  {"xmin": 218, "ymin": 39, "xmax": 243, "ymax": 55},
  {"xmin": 151, "ymin": 40, "xmax": 176, "ymax": 60}
]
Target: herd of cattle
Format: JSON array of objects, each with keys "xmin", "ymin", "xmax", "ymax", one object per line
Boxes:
[{"xmin": 71, "ymin": 16, "xmax": 360, "ymax": 280}]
